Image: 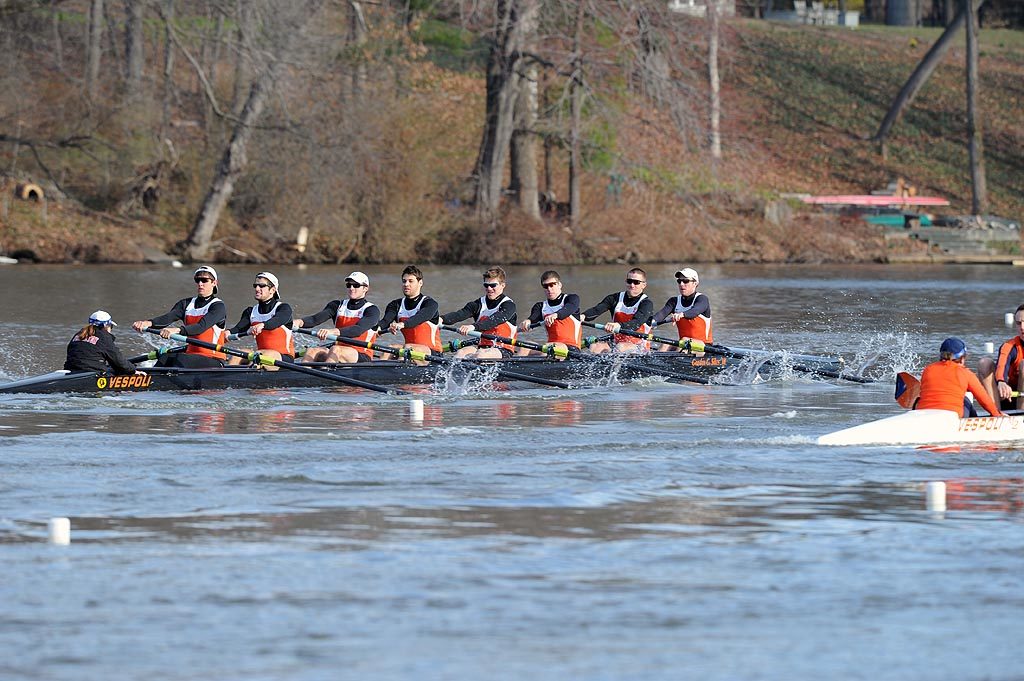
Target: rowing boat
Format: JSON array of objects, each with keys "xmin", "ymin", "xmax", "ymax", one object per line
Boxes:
[
  {"xmin": 0, "ymin": 349, "xmax": 845, "ymax": 394},
  {"xmin": 817, "ymin": 409, "xmax": 1024, "ymax": 446}
]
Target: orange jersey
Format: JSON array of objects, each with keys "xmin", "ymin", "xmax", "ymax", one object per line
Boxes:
[
  {"xmin": 994, "ymin": 336, "xmax": 1024, "ymax": 389},
  {"xmin": 612, "ymin": 292, "xmax": 650, "ymax": 347},
  {"xmin": 476, "ymin": 295, "xmax": 517, "ymax": 351},
  {"xmin": 542, "ymin": 298, "xmax": 582, "ymax": 348},
  {"xmin": 673, "ymin": 292, "xmax": 712, "ymax": 343},
  {"xmin": 184, "ymin": 296, "xmax": 227, "ymax": 359},
  {"xmin": 335, "ymin": 301, "xmax": 379, "ymax": 359},
  {"xmin": 399, "ymin": 296, "xmax": 442, "ymax": 352},
  {"xmin": 250, "ymin": 302, "xmax": 294, "ymax": 357},
  {"xmin": 917, "ymin": 359, "xmax": 1001, "ymax": 416}
]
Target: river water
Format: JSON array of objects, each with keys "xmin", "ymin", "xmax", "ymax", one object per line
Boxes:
[{"xmin": 1, "ymin": 263, "xmax": 1023, "ymax": 680}]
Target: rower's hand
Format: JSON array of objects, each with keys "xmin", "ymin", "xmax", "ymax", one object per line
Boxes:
[
  {"xmin": 604, "ymin": 322, "xmax": 621, "ymax": 334},
  {"xmin": 390, "ymin": 322, "xmax": 404, "ymax": 334},
  {"xmin": 518, "ymin": 320, "xmax": 532, "ymax": 332},
  {"xmin": 250, "ymin": 322, "xmax": 265, "ymax": 336},
  {"xmin": 292, "ymin": 319, "xmax": 304, "ymax": 329},
  {"xmin": 315, "ymin": 328, "xmax": 333, "ymax": 340},
  {"xmin": 998, "ymin": 381, "xmax": 1014, "ymax": 400},
  {"xmin": 669, "ymin": 313, "xmax": 685, "ymax": 323},
  {"xmin": 543, "ymin": 313, "xmax": 558, "ymax": 327},
  {"xmin": 132, "ymin": 320, "xmax": 152, "ymax": 332},
  {"xmin": 133, "ymin": 370, "xmax": 146, "ymax": 376},
  {"xmin": 457, "ymin": 324, "xmax": 473, "ymax": 336},
  {"xmin": 160, "ymin": 327, "xmax": 180, "ymax": 339}
]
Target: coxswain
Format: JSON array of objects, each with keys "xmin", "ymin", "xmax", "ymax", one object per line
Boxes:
[
  {"xmin": 378, "ymin": 265, "xmax": 442, "ymax": 356},
  {"xmin": 226, "ymin": 272, "xmax": 294, "ymax": 369},
  {"xmin": 979, "ymin": 303, "xmax": 1024, "ymax": 410},
  {"xmin": 516, "ymin": 270, "xmax": 581, "ymax": 357},
  {"xmin": 65, "ymin": 310, "xmax": 140, "ymax": 375},
  {"xmin": 580, "ymin": 267, "xmax": 653, "ymax": 354},
  {"xmin": 651, "ymin": 266, "xmax": 712, "ymax": 350},
  {"xmin": 131, "ymin": 265, "xmax": 228, "ymax": 368},
  {"xmin": 917, "ymin": 337, "xmax": 1003, "ymax": 418},
  {"xmin": 439, "ymin": 266, "xmax": 517, "ymax": 359},
  {"xmin": 294, "ymin": 271, "xmax": 380, "ymax": 363}
]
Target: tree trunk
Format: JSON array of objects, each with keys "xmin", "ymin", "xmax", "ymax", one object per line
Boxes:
[
  {"xmin": 965, "ymin": 0, "xmax": 987, "ymax": 214},
  {"xmin": 473, "ymin": 0, "xmax": 528, "ymax": 224},
  {"xmin": 232, "ymin": 0, "xmax": 254, "ymax": 115},
  {"xmin": 568, "ymin": 0, "xmax": 585, "ymax": 231},
  {"xmin": 161, "ymin": 0, "xmax": 175, "ymax": 137},
  {"xmin": 51, "ymin": 0, "xmax": 63, "ymax": 72},
  {"xmin": 347, "ymin": 1, "xmax": 368, "ymax": 104},
  {"xmin": 183, "ymin": 62, "xmax": 281, "ymax": 261},
  {"xmin": 707, "ymin": 0, "xmax": 722, "ymax": 167},
  {"xmin": 125, "ymin": 0, "xmax": 144, "ymax": 96},
  {"xmin": 871, "ymin": 4, "xmax": 970, "ymax": 151},
  {"xmin": 85, "ymin": 0, "xmax": 104, "ymax": 101},
  {"xmin": 509, "ymin": 0, "xmax": 540, "ymax": 220}
]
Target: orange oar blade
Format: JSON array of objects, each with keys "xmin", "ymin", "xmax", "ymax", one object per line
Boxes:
[{"xmin": 895, "ymin": 371, "xmax": 921, "ymax": 409}]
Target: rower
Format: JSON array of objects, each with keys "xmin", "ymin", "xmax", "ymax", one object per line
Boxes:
[
  {"xmin": 65, "ymin": 310, "xmax": 140, "ymax": 376},
  {"xmin": 440, "ymin": 266, "xmax": 517, "ymax": 359},
  {"xmin": 516, "ymin": 270, "xmax": 581, "ymax": 358},
  {"xmin": 131, "ymin": 265, "xmax": 228, "ymax": 368},
  {"xmin": 979, "ymin": 303, "xmax": 1024, "ymax": 411},
  {"xmin": 378, "ymin": 265, "xmax": 442, "ymax": 357},
  {"xmin": 225, "ymin": 272, "xmax": 294, "ymax": 370},
  {"xmin": 652, "ymin": 266, "xmax": 711, "ymax": 351},
  {"xmin": 580, "ymin": 267, "xmax": 653, "ymax": 354},
  {"xmin": 917, "ymin": 337, "xmax": 1003, "ymax": 418},
  {"xmin": 293, "ymin": 271, "xmax": 380, "ymax": 363}
]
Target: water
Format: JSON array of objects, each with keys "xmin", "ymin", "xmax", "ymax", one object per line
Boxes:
[{"xmin": 2, "ymin": 263, "xmax": 1024, "ymax": 680}]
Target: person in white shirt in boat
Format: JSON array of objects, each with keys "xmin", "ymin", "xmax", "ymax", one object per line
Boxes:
[
  {"xmin": 440, "ymin": 266, "xmax": 517, "ymax": 359},
  {"xmin": 378, "ymin": 265, "xmax": 443, "ymax": 355},
  {"xmin": 651, "ymin": 266, "xmax": 712, "ymax": 351},
  {"xmin": 293, "ymin": 271, "xmax": 380, "ymax": 363},
  {"xmin": 225, "ymin": 272, "xmax": 295, "ymax": 369},
  {"xmin": 131, "ymin": 265, "xmax": 228, "ymax": 368},
  {"xmin": 580, "ymin": 267, "xmax": 653, "ymax": 354},
  {"xmin": 516, "ymin": 270, "xmax": 581, "ymax": 358}
]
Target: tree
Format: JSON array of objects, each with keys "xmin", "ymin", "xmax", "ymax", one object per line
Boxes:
[
  {"xmin": 85, "ymin": 0, "xmax": 104, "ymax": 100},
  {"xmin": 964, "ymin": 0, "xmax": 986, "ymax": 214},
  {"xmin": 707, "ymin": 0, "xmax": 722, "ymax": 167},
  {"xmin": 124, "ymin": 0, "xmax": 144, "ymax": 96}
]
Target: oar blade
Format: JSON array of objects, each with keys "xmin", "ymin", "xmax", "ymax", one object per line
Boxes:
[{"xmin": 895, "ymin": 371, "xmax": 921, "ymax": 409}]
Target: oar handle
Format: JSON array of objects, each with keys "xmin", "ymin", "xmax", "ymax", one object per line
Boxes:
[
  {"xmin": 441, "ymin": 324, "xmax": 570, "ymax": 359},
  {"xmin": 580, "ymin": 319, "xmax": 694, "ymax": 350},
  {"xmin": 128, "ymin": 345, "xmax": 185, "ymax": 363}
]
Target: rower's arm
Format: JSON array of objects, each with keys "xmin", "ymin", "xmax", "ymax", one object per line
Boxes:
[
  {"xmin": 180, "ymin": 301, "xmax": 227, "ymax": 337},
  {"xmin": 678, "ymin": 294, "xmax": 710, "ymax": 320},
  {"xmin": 474, "ymin": 300, "xmax": 516, "ymax": 331},
  {"xmin": 148, "ymin": 299, "xmax": 189, "ymax": 328},
  {"xmin": 298, "ymin": 301, "xmax": 340, "ymax": 329},
  {"xmin": 968, "ymin": 369, "xmax": 1004, "ymax": 416},
  {"xmin": 555, "ymin": 294, "xmax": 580, "ymax": 320},
  {"xmin": 335, "ymin": 304, "xmax": 381, "ymax": 338},
  {"xmin": 581, "ymin": 293, "xmax": 616, "ymax": 321},
  {"xmin": 261, "ymin": 303, "xmax": 293, "ymax": 331},
  {"xmin": 526, "ymin": 301, "xmax": 544, "ymax": 325},
  {"xmin": 378, "ymin": 300, "xmax": 400, "ymax": 329},
  {"xmin": 101, "ymin": 334, "xmax": 137, "ymax": 376},
  {"xmin": 440, "ymin": 300, "xmax": 478, "ymax": 325},
  {"xmin": 619, "ymin": 299, "xmax": 654, "ymax": 332},
  {"xmin": 400, "ymin": 297, "xmax": 439, "ymax": 328},
  {"xmin": 652, "ymin": 298, "xmax": 674, "ymax": 324},
  {"xmin": 227, "ymin": 307, "xmax": 254, "ymax": 335}
]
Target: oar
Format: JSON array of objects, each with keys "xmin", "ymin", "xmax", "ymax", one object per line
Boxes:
[
  {"xmin": 294, "ymin": 327, "xmax": 570, "ymax": 389},
  {"xmin": 580, "ymin": 320, "xmax": 872, "ymax": 383},
  {"xmin": 442, "ymin": 324, "xmax": 710, "ymax": 385},
  {"xmin": 127, "ymin": 345, "xmax": 185, "ymax": 363},
  {"xmin": 142, "ymin": 328, "xmax": 407, "ymax": 395}
]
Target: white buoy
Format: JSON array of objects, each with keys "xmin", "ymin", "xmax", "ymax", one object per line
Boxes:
[
  {"xmin": 48, "ymin": 517, "xmax": 71, "ymax": 545},
  {"xmin": 409, "ymin": 399, "xmax": 424, "ymax": 422},
  {"xmin": 925, "ymin": 481, "xmax": 947, "ymax": 512},
  {"xmin": 984, "ymin": 342, "xmax": 995, "ymax": 354},
  {"xmin": 1005, "ymin": 312, "xmax": 1014, "ymax": 326},
  {"xmin": 171, "ymin": 260, "xmax": 183, "ymax": 268}
]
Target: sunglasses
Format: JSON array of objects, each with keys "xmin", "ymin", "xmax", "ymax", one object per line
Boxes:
[
  {"xmin": 482, "ymin": 282, "xmax": 500, "ymax": 289},
  {"xmin": 541, "ymin": 281, "xmax": 560, "ymax": 289},
  {"xmin": 677, "ymin": 278, "xmax": 695, "ymax": 284},
  {"xmin": 625, "ymin": 278, "xmax": 645, "ymax": 286},
  {"xmin": 194, "ymin": 278, "xmax": 214, "ymax": 284},
  {"xmin": 345, "ymin": 282, "xmax": 366, "ymax": 289},
  {"xmin": 253, "ymin": 283, "xmax": 271, "ymax": 289}
]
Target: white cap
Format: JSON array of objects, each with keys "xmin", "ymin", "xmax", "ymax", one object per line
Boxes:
[
  {"xmin": 345, "ymin": 271, "xmax": 369, "ymax": 287},
  {"xmin": 674, "ymin": 267, "xmax": 699, "ymax": 283},
  {"xmin": 255, "ymin": 271, "xmax": 279, "ymax": 291},
  {"xmin": 89, "ymin": 310, "xmax": 117, "ymax": 326},
  {"xmin": 194, "ymin": 265, "xmax": 219, "ymax": 280}
]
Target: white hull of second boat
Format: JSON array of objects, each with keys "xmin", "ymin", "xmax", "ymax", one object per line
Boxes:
[{"xmin": 817, "ymin": 409, "xmax": 1024, "ymax": 446}]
